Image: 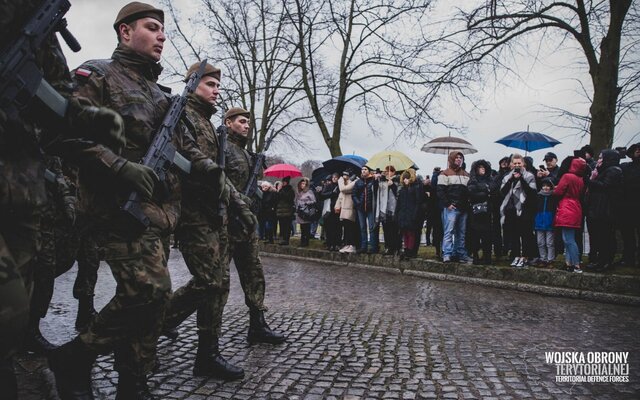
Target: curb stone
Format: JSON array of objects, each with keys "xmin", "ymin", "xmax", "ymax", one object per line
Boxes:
[{"xmin": 260, "ymin": 244, "xmax": 640, "ymax": 306}]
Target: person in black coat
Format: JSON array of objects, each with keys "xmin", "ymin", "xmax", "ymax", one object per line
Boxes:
[
  {"xmin": 319, "ymin": 173, "xmax": 341, "ymax": 250},
  {"xmin": 621, "ymin": 143, "xmax": 640, "ymax": 267},
  {"xmin": 468, "ymin": 160, "xmax": 498, "ymax": 264},
  {"xmin": 586, "ymin": 149, "xmax": 623, "ymax": 271},
  {"xmin": 395, "ymin": 168, "xmax": 423, "ymax": 258},
  {"xmin": 259, "ymin": 182, "xmax": 278, "ymax": 243}
]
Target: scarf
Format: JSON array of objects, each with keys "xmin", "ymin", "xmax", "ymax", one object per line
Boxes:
[
  {"xmin": 376, "ymin": 180, "xmax": 396, "ymax": 224},
  {"xmin": 500, "ymin": 169, "xmax": 536, "ymax": 224}
]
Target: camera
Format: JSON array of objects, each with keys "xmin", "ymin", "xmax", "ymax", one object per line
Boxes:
[
  {"xmin": 539, "ymin": 165, "xmax": 546, "ymax": 171},
  {"xmin": 514, "ymin": 167, "xmax": 521, "ymax": 174}
]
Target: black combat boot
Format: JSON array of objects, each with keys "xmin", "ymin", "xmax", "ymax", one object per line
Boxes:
[
  {"xmin": 48, "ymin": 337, "xmax": 96, "ymax": 400},
  {"xmin": 24, "ymin": 318, "xmax": 57, "ymax": 354},
  {"xmin": 75, "ymin": 295, "xmax": 97, "ymax": 332},
  {"xmin": 248, "ymin": 308, "xmax": 286, "ymax": 345},
  {"xmin": 193, "ymin": 331, "xmax": 244, "ymax": 380},
  {"xmin": 115, "ymin": 372, "xmax": 156, "ymax": 400}
]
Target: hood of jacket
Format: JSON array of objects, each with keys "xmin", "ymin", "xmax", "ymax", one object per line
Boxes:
[
  {"xmin": 470, "ymin": 159, "xmax": 491, "ymax": 178},
  {"xmin": 599, "ymin": 149, "xmax": 621, "ymax": 171},
  {"xmin": 448, "ymin": 151, "xmax": 464, "ymax": 171},
  {"xmin": 568, "ymin": 157, "xmax": 587, "ymax": 177},
  {"xmin": 400, "ymin": 168, "xmax": 417, "ymax": 186}
]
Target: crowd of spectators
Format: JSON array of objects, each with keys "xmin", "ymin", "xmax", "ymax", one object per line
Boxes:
[{"xmin": 256, "ymin": 143, "xmax": 640, "ymax": 273}]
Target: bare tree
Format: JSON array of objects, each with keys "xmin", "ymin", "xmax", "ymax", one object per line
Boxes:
[
  {"xmin": 160, "ymin": 0, "xmax": 314, "ymax": 153},
  {"xmin": 285, "ymin": 0, "xmax": 449, "ymax": 157},
  {"xmin": 299, "ymin": 159, "xmax": 323, "ymax": 178},
  {"xmin": 435, "ymin": 0, "xmax": 638, "ymax": 153}
]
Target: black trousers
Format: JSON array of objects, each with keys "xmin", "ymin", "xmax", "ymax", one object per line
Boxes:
[
  {"xmin": 588, "ymin": 218, "xmax": 617, "ymax": 265},
  {"xmin": 278, "ymin": 216, "xmax": 293, "ymax": 243},
  {"xmin": 503, "ymin": 211, "xmax": 537, "ymax": 258},
  {"xmin": 621, "ymin": 217, "xmax": 640, "ymax": 266},
  {"xmin": 300, "ymin": 223, "xmax": 311, "ymax": 246},
  {"xmin": 324, "ymin": 213, "xmax": 341, "ymax": 247},
  {"xmin": 382, "ymin": 220, "xmax": 401, "ymax": 252}
]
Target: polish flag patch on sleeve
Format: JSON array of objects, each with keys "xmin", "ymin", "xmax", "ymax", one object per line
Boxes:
[{"xmin": 75, "ymin": 68, "xmax": 92, "ymax": 78}]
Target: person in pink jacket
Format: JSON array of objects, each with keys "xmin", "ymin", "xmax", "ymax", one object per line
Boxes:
[{"xmin": 553, "ymin": 157, "xmax": 587, "ymax": 273}]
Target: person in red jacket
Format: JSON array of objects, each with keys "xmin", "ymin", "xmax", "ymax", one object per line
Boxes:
[{"xmin": 553, "ymin": 157, "xmax": 587, "ymax": 273}]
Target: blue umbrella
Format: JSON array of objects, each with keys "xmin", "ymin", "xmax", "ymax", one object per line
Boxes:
[
  {"xmin": 342, "ymin": 154, "xmax": 368, "ymax": 165},
  {"xmin": 496, "ymin": 130, "xmax": 561, "ymax": 153},
  {"xmin": 311, "ymin": 167, "xmax": 329, "ymax": 187},
  {"xmin": 322, "ymin": 155, "xmax": 366, "ymax": 176}
]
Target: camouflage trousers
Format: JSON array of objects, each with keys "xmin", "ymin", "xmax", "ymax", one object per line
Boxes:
[
  {"xmin": 163, "ymin": 222, "xmax": 229, "ymax": 336},
  {"xmin": 0, "ymin": 209, "xmax": 38, "ymax": 360},
  {"xmin": 29, "ymin": 216, "xmax": 100, "ymax": 321},
  {"xmin": 53, "ymin": 216, "xmax": 100, "ymax": 299},
  {"xmin": 78, "ymin": 228, "xmax": 171, "ymax": 376},
  {"xmin": 228, "ymin": 234, "xmax": 266, "ymax": 311}
]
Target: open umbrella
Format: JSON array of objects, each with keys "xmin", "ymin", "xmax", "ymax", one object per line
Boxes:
[
  {"xmin": 342, "ymin": 154, "xmax": 368, "ymax": 165},
  {"xmin": 263, "ymin": 163, "xmax": 302, "ymax": 179},
  {"xmin": 367, "ymin": 150, "xmax": 418, "ymax": 171},
  {"xmin": 421, "ymin": 135, "xmax": 477, "ymax": 155},
  {"xmin": 322, "ymin": 155, "xmax": 366, "ymax": 176},
  {"xmin": 311, "ymin": 166, "xmax": 329, "ymax": 186},
  {"xmin": 496, "ymin": 130, "xmax": 561, "ymax": 154}
]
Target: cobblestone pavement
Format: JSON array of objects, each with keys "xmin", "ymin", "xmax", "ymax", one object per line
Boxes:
[{"xmin": 17, "ymin": 248, "xmax": 640, "ymax": 399}]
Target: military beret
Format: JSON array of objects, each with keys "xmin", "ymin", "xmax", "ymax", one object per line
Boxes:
[
  {"xmin": 184, "ymin": 62, "xmax": 221, "ymax": 82},
  {"xmin": 113, "ymin": 2, "xmax": 164, "ymax": 32},
  {"xmin": 224, "ymin": 107, "xmax": 250, "ymax": 121}
]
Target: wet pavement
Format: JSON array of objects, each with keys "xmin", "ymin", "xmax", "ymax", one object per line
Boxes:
[{"xmin": 17, "ymin": 248, "xmax": 640, "ymax": 399}]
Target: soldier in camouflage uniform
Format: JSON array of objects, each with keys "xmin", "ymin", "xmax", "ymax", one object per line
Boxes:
[
  {"xmin": 46, "ymin": 3, "xmax": 193, "ymax": 399},
  {"xmin": 223, "ymin": 108, "xmax": 286, "ymax": 345},
  {"xmin": 162, "ymin": 62, "xmax": 257, "ymax": 381},
  {"xmin": 1, "ymin": 1, "xmax": 123, "ymax": 398},
  {"xmin": 23, "ymin": 155, "xmax": 76, "ymax": 355}
]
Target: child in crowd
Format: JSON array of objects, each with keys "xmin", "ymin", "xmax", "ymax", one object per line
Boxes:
[{"xmin": 534, "ymin": 179, "xmax": 558, "ymax": 267}]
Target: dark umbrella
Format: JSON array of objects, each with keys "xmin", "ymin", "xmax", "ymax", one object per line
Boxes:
[
  {"xmin": 496, "ymin": 130, "xmax": 561, "ymax": 154},
  {"xmin": 311, "ymin": 167, "xmax": 329, "ymax": 187},
  {"xmin": 322, "ymin": 155, "xmax": 366, "ymax": 176}
]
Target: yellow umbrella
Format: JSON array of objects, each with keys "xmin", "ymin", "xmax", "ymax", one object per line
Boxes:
[{"xmin": 367, "ymin": 150, "xmax": 417, "ymax": 171}]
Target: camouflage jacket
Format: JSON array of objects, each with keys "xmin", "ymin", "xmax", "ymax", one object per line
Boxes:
[
  {"xmin": 0, "ymin": 0, "xmax": 74, "ymax": 210},
  {"xmin": 225, "ymin": 131, "xmax": 260, "ymax": 212},
  {"xmin": 67, "ymin": 46, "xmax": 182, "ymax": 234},
  {"xmin": 180, "ymin": 94, "xmax": 249, "ymax": 226}
]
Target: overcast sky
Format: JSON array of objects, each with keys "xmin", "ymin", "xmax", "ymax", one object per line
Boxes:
[{"xmin": 62, "ymin": 0, "xmax": 639, "ymax": 172}]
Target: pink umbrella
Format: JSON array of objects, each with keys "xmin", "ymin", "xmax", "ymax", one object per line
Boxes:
[{"xmin": 263, "ymin": 163, "xmax": 303, "ymax": 178}]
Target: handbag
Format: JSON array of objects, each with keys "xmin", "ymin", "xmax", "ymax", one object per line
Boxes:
[{"xmin": 472, "ymin": 201, "xmax": 489, "ymax": 215}]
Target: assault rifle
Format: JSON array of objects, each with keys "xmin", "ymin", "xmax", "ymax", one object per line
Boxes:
[
  {"xmin": 122, "ymin": 60, "xmax": 208, "ymax": 230},
  {"xmin": 215, "ymin": 119, "xmax": 227, "ymax": 222},
  {"xmin": 0, "ymin": 0, "xmax": 81, "ymax": 121},
  {"xmin": 243, "ymin": 132, "xmax": 275, "ymax": 197}
]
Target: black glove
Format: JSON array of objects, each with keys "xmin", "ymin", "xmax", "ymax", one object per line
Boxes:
[
  {"xmin": 202, "ymin": 160, "xmax": 226, "ymax": 193},
  {"xmin": 118, "ymin": 161, "xmax": 158, "ymax": 199},
  {"xmin": 68, "ymin": 100, "xmax": 125, "ymax": 149},
  {"xmin": 238, "ymin": 207, "xmax": 258, "ymax": 234}
]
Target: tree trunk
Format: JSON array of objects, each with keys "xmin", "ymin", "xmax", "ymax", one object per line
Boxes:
[{"xmin": 588, "ymin": 0, "xmax": 631, "ymax": 154}]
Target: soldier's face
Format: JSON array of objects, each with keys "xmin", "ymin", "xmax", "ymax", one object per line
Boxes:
[
  {"xmin": 120, "ymin": 18, "xmax": 166, "ymax": 62},
  {"xmin": 226, "ymin": 116, "xmax": 250, "ymax": 136},
  {"xmin": 195, "ymin": 76, "xmax": 220, "ymax": 106}
]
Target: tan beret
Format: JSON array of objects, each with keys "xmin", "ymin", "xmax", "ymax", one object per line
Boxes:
[
  {"xmin": 184, "ymin": 62, "xmax": 221, "ymax": 82},
  {"xmin": 113, "ymin": 2, "xmax": 164, "ymax": 32},
  {"xmin": 224, "ymin": 107, "xmax": 250, "ymax": 121}
]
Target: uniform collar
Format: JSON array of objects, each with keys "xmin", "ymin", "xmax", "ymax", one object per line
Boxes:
[
  {"xmin": 187, "ymin": 93, "xmax": 216, "ymax": 119},
  {"xmin": 112, "ymin": 45, "xmax": 163, "ymax": 81},
  {"xmin": 228, "ymin": 129, "xmax": 248, "ymax": 149}
]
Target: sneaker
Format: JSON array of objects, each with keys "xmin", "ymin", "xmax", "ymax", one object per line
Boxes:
[
  {"xmin": 442, "ymin": 256, "xmax": 451, "ymax": 263},
  {"xmin": 515, "ymin": 258, "xmax": 526, "ymax": 268},
  {"xmin": 343, "ymin": 245, "xmax": 356, "ymax": 254},
  {"xmin": 338, "ymin": 245, "xmax": 349, "ymax": 253},
  {"xmin": 510, "ymin": 257, "xmax": 521, "ymax": 267},
  {"xmin": 459, "ymin": 256, "xmax": 473, "ymax": 265},
  {"xmin": 573, "ymin": 265, "xmax": 583, "ymax": 274}
]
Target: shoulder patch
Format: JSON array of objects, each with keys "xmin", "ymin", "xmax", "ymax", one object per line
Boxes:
[{"xmin": 75, "ymin": 68, "xmax": 92, "ymax": 78}]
